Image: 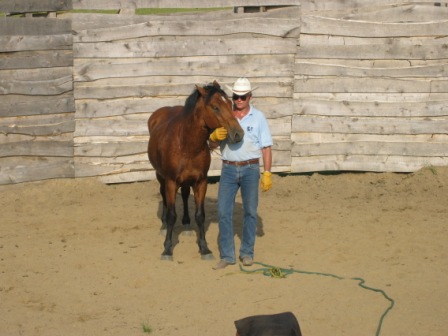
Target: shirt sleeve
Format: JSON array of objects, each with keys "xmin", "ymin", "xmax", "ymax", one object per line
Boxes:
[{"xmin": 258, "ymin": 111, "xmax": 273, "ymax": 148}]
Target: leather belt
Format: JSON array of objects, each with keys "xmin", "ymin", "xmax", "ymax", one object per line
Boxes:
[{"xmin": 222, "ymin": 159, "xmax": 259, "ymax": 166}]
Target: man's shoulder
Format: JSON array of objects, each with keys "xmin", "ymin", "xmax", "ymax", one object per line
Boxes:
[{"xmin": 249, "ymin": 105, "xmax": 266, "ymax": 118}]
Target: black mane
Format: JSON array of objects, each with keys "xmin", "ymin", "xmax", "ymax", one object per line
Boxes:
[{"xmin": 184, "ymin": 83, "xmax": 228, "ymax": 115}]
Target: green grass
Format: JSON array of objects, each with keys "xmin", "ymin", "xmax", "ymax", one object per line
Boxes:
[
  {"xmin": 426, "ymin": 164, "xmax": 438, "ymax": 175},
  {"xmin": 142, "ymin": 323, "xmax": 152, "ymax": 333}
]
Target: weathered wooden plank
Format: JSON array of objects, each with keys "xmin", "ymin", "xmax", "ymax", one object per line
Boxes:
[
  {"xmin": 75, "ymin": 141, "xmax": 147, "ymax": 157},
  {"xmin": 74, "ymin": 55, "xmax": 294, "ymax": 81},
  {"xmin": 74, "ymin": 135, "xmax": 148, "ymax": 144},
  {"xmin": 271, "ymin": 136, "xmax": 292, "ymax": 151},
  {"xmin": 0, "ymin": 94, "xmax": 75, "ymax": 117},
  {"xmin": 0, "ymin": 137, "xmax": 73, "ymax": 158},
  {"xmin": 271, "ymin": 148, "xmax": 291, "ymax": 166},
  {"xmin": 0, "ymin": 76, "xmax": 73, "ymax": 96},
  {"xmin": 73, "ymin": 18, "xmax": 300, "ymax": 42},
  {"xmin": 268, "ymin": 116, "xmax": 291, "ymax": 137},
  {"xmin": 302, "ymin": 14, "xmax": 448, "ymax": 37},
  {"xmin": 75, "ymin": 97, "xmax": 292, "ymax": 118},
  {"xmin": 431, "ymin": 79, "xmax": 448, "ymax": 93},
  {"xmin": 2, "ymin": 67, "xmax": 73, "ymax": 81},
  {"xmin": 291, "ymin": 155, "xmax": 448, "ymax": 173},
  {"xmin": 75, "ymin": 98, "xmax": 178, "ymax": 118},
  {"xmin": 294, "ymin": 99, "xmax": 448, "ymax": 117},
  {"xmin": 0, "ymin": 157, "xmax": 74, "ymax": 184},
  {"xmin": 0, "ymin": 35, "xmax": 73, "ymax": 53},
  {"xmin": 73, "ymin": 118, "xmax": 295, "ymax": 140},
  {"xmin": 0, "ymin": 114, "xmax": 76, "ymax": 136},
  {"xmin": 0, "ymin": 67, "xmax": 73, "ymax": 96},
  {"xmin": 293, "ymin": 92, "xmax": 448, "ymax": 103},
  {"xmin": 75, "ymin": 80, "xmax": 293, "ymax": 99},
  {"xmin": 291, "ymin": 141, "xmax": 448, "ymax": 157},
  {"xmin": 74, "ymin": 83, "xmax": 197, "ymax": 100},
  {"xmin": 68, "ymin": 6, "xmax": 301, "ymax": 30},
  {"xmin": 291, "ymin": 132, "xmax": 448, "ymax": 144},
  {"xmin": 99, "ymin": 171, "xmax": 156, "ymax": 184},
  {"xmin": 294, "ymin": 77, "xmax": 433, "ymax": 93},
  {"xmin": 74, "ymin": 118, "xmax": 148, "ymax": 137},
  {"xmin": 252, "ymin": 99, "xmax": 294, "ymax": 118},
  {"xmin": 0, "ymin": 18, "xmax": 72, "ymax": 36},
  {"xmin": 74, "ymin": 37, "xmax": 297, "ymax": 58},
  {"xmin": 74, "ymin": 144, "xmax": 293, "ymax": 166},
  {"xmin": 75, "ymin": 153, "xmax": 150, "ymax": 166},
  {"xmin": 317, "ymin": 4, "xmax": 448, "ymax": 23},
  {"xmin": 72, "ymin": 0, "xmax": 300, "ymax": 10},
  {"xmin": 74, "ymin": 154, "xmax": 151, "ymax": 177},
  {"xmin": 74, "ymin": 140, "xmax": 291, "ymax": 161},
  {"xmin": 91, "ymin": 147, "xmax": 290, "ymax": 183},
  {"xmin": 0, "ymin": 0, "xmax": 72, "ymax": 13},
  {"xmin": 0, "ymin": 50, "xmax": 73, "ymax": 70},
  {"xmin": 295, "ymin": 61, "xmax": 448, "ymax": 78},
  {"xmin": 292, "ymin": 115, "xmax": 448, "ymax": 135},
  {"xmin": 75, "ymin": 97, "xmax": 178, "ymax": 118},
  {"xmin": 298, "ymin": 0, "xmax": 438, "ymax": 12},
  {"xmin": 297, "ymin": 44, "xmax": 448, "ymax": 60},
  {"xmin": 300, "ymin": 35, "xmax": 448, "ymax": 46}
]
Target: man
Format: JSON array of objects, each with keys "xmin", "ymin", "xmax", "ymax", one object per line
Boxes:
[{"xmin": 209, "ymin": 77, "xmax": 273, "ymax": 270}]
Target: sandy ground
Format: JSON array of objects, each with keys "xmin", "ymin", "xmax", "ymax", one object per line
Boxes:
[{"xmin": 1, "ymin": 167, "xmax": 448, "ymax": 336}]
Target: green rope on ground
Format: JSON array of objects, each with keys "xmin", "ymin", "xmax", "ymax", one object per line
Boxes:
[
  {"xmin": 239, "ymin": 262, "xmax": 293, "ymax": 278},
  {"xmin": 239, "ymin": 261, "xmax": 395, "ymax": 336}
]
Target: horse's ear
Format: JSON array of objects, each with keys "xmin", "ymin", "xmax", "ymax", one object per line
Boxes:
[
  {"xmin": 213, "ymin": 80, "xmax": 221, "ymax": 89},
  {"xmin": 196, "ymin": 84, "xmax": 206, "ymax": 97}
]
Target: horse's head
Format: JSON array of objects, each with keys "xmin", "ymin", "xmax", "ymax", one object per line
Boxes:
[{"xmin": 196, "ymin": 81, "xmax": 244, "ymax": 144}]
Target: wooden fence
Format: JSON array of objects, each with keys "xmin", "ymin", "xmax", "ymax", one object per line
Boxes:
[
  {"xmin": 293, "ymin": 2, "xmax": 448, "ymax": 172},
  {"xmin": 1, "ymin": 0, "xmax": 447, "ymax": 184}
]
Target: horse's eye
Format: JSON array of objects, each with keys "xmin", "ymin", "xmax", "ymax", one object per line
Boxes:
[{"xmin": 213, "ymin": 106, "xmax": 220, "ymax": 113}]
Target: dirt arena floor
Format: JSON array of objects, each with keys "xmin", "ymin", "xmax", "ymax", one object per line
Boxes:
[{"xmin": 1, "ymin": 167, "xmax": 447, "ymax": 336}]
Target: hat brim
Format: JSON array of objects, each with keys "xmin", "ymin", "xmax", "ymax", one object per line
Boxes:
[{"xmin": 225, "ymin": 85, "xmax": 258, "ymax": 95}]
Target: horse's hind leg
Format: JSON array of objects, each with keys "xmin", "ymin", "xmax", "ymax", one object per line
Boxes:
[
  {"xmin": 194, "ymin": 180, "xmax": 213, "ymax": 259},
  {"xmin": 181, "ymin": 185, "xmax": 191, "ymax": 231}
]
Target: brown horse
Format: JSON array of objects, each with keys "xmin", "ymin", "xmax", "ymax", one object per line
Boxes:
[{"xmin": 147, "ymin": 81, "xmax": 244, "ymax": 260}]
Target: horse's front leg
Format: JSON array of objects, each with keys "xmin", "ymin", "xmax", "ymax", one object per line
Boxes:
[
  {"xmin": 156, "ymin": 173, "xmax": 168, "ymax": 233},
  {"xmin": 194, "ymin": 179, "xmax": 213, "ymax": 259},
  {"xmin": 161, "ymin": 180, "xmax": 177, "ymax": 260}
]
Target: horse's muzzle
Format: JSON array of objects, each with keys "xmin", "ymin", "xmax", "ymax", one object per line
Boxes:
[{"xmin": 228, "ymin": 129, "xmax": 244, "ymax": 144}]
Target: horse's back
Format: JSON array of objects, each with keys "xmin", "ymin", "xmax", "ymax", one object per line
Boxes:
[
  {"xmin": 148, "ymin": 105, "xmax": 186, "ymax": 176},
  {"xmin": 148, "ymin": 105, "xmax": 183, "ymax": 134}
]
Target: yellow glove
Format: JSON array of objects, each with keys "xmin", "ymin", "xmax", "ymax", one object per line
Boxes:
[
  {"xmin": 260, "ymin": 171, "xmax": 272, "ymax": 192},
  {"xmin": 209, "ymin": 127, "xmax": 227, "ymax": 142}
]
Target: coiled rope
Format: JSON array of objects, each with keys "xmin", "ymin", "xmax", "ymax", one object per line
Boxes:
[{"xmin": 239, "ymin": 261, "xmax": 395, "ymax": 336}]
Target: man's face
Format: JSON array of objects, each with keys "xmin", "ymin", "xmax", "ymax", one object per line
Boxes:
[{"xmin": 232, "ymin": 93, "xmax": 251, "ymax": 110}]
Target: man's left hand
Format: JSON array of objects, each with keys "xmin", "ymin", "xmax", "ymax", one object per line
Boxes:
[{"xmin": 261, "ymin": 171, "xmax": 272, "ymax": 192}]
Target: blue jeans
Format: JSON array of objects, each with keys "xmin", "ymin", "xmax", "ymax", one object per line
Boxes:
[{"xmin": 217, "ymin": 162, "xmax": 260, "ymax": 263}]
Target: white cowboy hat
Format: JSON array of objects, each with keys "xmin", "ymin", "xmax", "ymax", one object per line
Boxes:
[{"xmin": 226, "ymin": 77, "xmax": 259, "ymax": 95}]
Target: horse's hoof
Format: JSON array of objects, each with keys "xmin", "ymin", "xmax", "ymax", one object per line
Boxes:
[
  {"xmin": 160, "ymin": 254, "xmax": 173, "ymax": 261},
  {"xmin": 201, "ymin": 253, "xmax": 215, "ymax": 261}
]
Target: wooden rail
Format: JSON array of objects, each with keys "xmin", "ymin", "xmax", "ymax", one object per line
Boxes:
[{"xmin": 1, "ymin": 0, "xmax": 447, "ymax": 184}]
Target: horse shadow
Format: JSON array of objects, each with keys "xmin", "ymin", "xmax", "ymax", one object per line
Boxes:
[{"xmin": 155, "ymin": 181, "xmax": 265, "ymax": 255}]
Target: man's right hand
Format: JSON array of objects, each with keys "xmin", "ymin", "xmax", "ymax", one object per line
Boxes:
[{"xmin": 209, "ymin": 127, "xmax": 228, "ymax": 142}]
